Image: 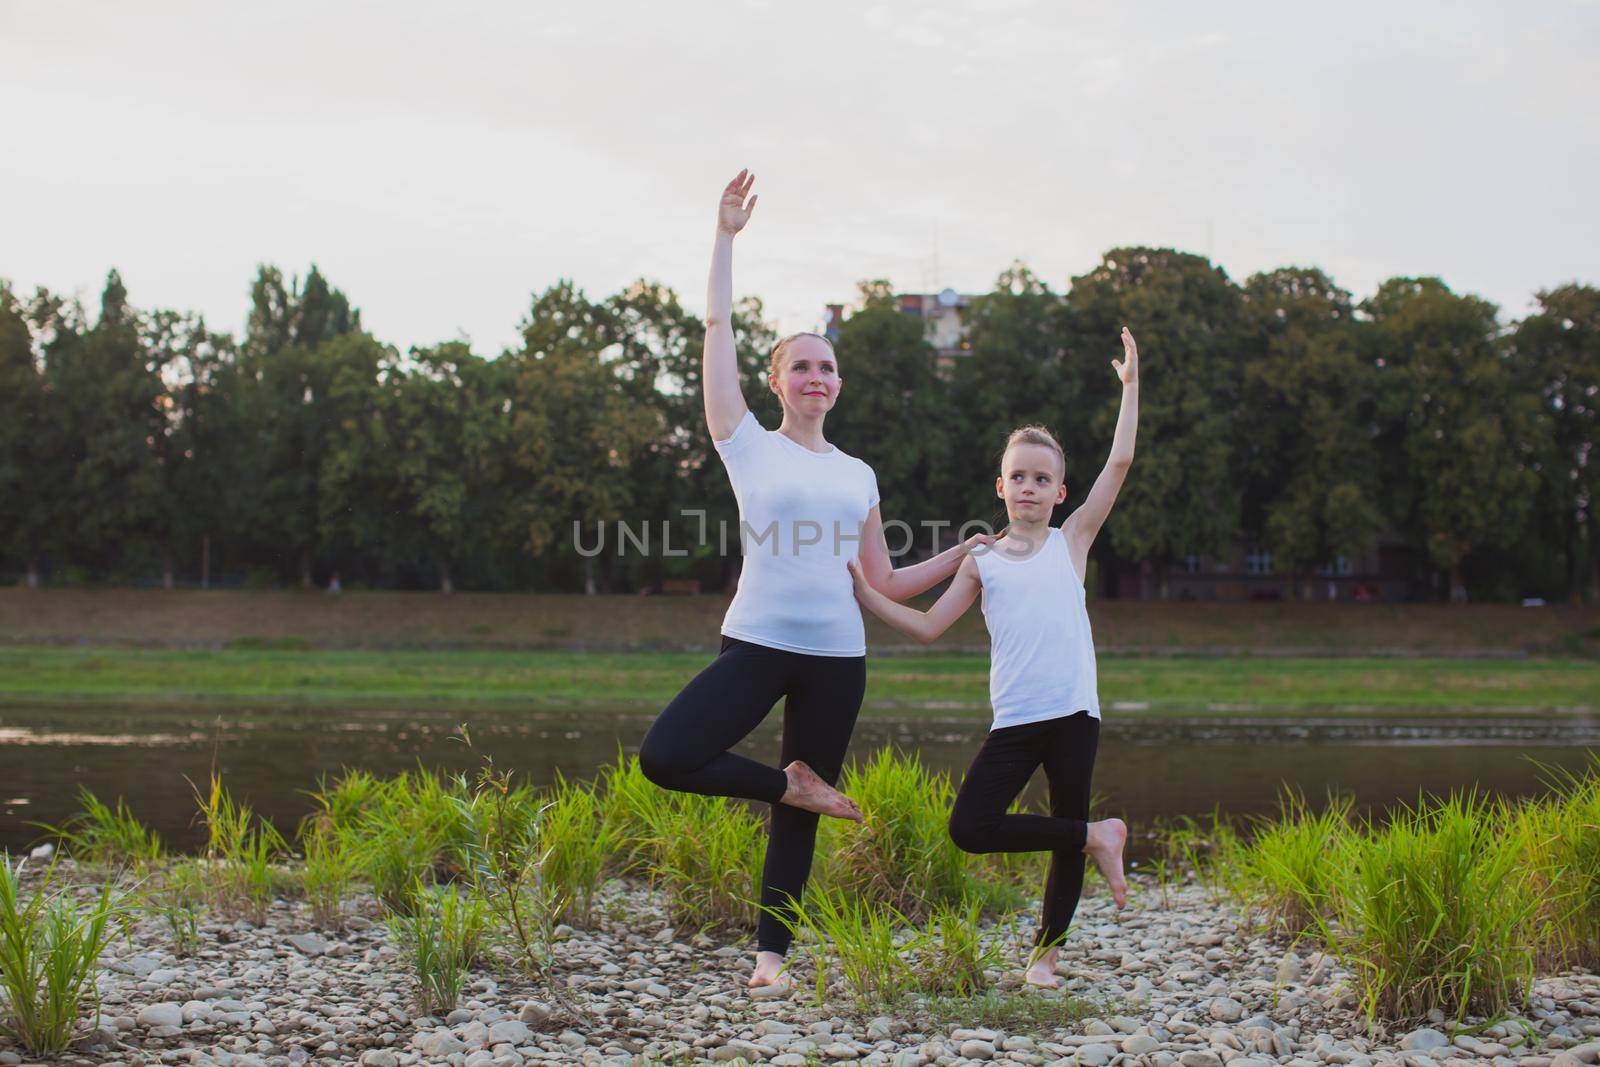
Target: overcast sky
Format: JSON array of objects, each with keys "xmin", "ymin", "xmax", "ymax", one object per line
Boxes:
[{"xmin": 3, "ymin": 0, "xmax": 1597, "ymax": 355}]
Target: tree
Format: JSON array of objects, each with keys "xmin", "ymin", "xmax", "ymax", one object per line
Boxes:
[
  {"xmin": 1239, "ymin": 268, "xmax": 1381, "ymax": 598},
  {"xmin": 0, "ymin": 282, "xmax": 47, "ymax": 585},
  {"xmin": 1508, "ymin": 284, "xmax": 1599, "ymax": 601},
  {"xmin": 1363, "ymin": 278, "xmax": 1541, "ymax": 601},
  {"xmin": 322, "ymin": 341, "xmax": 514, "ymax": 592},
  {"xmin": 37, "ymin": 272, "xmax": 167, "ymax": 578},
  {"xmin": 240, "ymin": 265, "xmax": 366, "ymax": 587},
  {"xmin": 1063, "ymin": 248, "xmax": 1246, "ymax": 597},
  {"xmin": 507, "ymin": 281, "xmax": 654, "ymax": 592},
  {"xmin": 946, "ymin": 265, "xmax": 1068, "ymax": 530},
  {"xmin": 148, "ymin": 310, "xmax": 240, "ymax": 587},
  {"xmin": 826, "ymin": 281, "xmax": 952, "ymax": 555}
]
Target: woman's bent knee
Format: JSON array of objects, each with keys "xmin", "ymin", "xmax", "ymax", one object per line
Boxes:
[
  {"xmin": 947, "ymin": 811, "xmax": 992, "ymax": 854},
  {"xmin": 638, "ymin": 737, "xmax": 682, "ymax": 788}
]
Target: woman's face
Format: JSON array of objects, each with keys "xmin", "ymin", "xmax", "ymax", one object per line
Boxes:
[{"xmin": 770, "ymin": 335, "xmax": 842, "ymax": 417}]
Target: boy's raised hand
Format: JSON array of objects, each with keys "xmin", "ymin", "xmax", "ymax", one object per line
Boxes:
[
  {"xmin": 845, "ymin": 558, "xmax": 875, "ymax": 603},
  {"xmin": 1111, "ymin": 327, "xmax": 1138, "ymax": 386}
]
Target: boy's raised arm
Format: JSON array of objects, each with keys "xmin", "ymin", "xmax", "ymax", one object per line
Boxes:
[
  {"xmin": 847, "ymin": 554, "xmax": 982, "ymax": 645},
  {"xmin": 1066, "ymin": 327, "xmax": 1140, "ymax": 555}
]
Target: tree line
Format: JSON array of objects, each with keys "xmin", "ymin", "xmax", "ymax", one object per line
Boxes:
[{"xmin": 0, "ymin": 249, "xmax": 1593, "ymax": 601}]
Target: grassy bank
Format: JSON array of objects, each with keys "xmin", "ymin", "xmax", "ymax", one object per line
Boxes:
[
  {"xmin": 0, "ymin": 645, "xmax": 1595, "ymax": 712},
  {"xmin": 15, "ymin": 749, "xmax": 1599, "ymax": 1043},
  {"xmin": 3, "ymin": 588, "xmax": 1597, "ymax": 656}
]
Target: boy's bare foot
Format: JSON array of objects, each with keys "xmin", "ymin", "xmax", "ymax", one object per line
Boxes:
[
  {"xmin": 780, "ymin": 761, "xmax": 863, "ymax": 822},
  {"xmin": 748, "ymin": 950, "xmax": 790, "ymax": 989},
  {"xmin": 1084, "ymin": 818, "xmax": 1128, "ymax": 909},
  {"xmin": 1024, "ymin": 946, "xmax": 1062, "ymax": 989}
]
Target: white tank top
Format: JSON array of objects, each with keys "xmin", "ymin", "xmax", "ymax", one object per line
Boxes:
[{"xmin": 972, "ymin": 526, "xmax": 1101, "ymax": 730}]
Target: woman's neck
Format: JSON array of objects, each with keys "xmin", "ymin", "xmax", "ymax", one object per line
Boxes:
[{"xmin": 776, "ymin": 411, "xmax": 829, "ymax": 453}]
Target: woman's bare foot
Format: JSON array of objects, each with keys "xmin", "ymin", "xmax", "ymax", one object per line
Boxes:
[
  {"xmin": 748, "ymin": 950, "xmax": 790, "ymax": 988},
  {"xmin": 1024, "ymin": 945, "xmax": 1061, "ymax": 989},
  {"xmin": 780, "ymin": 761, "xmax": 863, "ymax": 822},
  {"xmin": 1084, "ymin": 818, "xmax": 1128, "ymax": 909}
]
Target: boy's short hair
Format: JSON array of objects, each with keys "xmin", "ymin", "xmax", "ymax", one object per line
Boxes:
[{"xmin": 1002, "ymin": 425, "xmax": 1066, "ymax": 479}]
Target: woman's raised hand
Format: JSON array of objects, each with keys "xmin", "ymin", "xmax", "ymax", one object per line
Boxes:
[
  {"xmin": 1112, "ymin": 327, "xmax": 1139, "ymax": 386},
  {"xmin": 717, "ymin": 170, "xmax": 758, "ymax": 236}
]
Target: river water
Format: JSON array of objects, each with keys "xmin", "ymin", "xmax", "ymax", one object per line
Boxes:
[{"xmin": 3, "ymin": 702, "xmax": 1595, "ymax": 855}]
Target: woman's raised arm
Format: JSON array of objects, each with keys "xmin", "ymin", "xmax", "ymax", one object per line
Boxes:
[{"xmin": 704, "ymin": 170, "xmax": 758, "ymax": 441}]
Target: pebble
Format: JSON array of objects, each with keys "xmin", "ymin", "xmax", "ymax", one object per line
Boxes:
[
  {"xmin": 135, "ymin": 1002, "xmax": 184, "ymax": 1028},
  {"xmin": 1402, "ymin": 1029, "xmax": 1452, "ymax": 1051},
  {"xmin": 1208, "ymin": 996, "xmax": 1245, "ymax": 1022}
]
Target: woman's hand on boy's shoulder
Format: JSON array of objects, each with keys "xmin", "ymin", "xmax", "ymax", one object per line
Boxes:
[{"xmin": 962, "ymin": 531, "xmax": 998, "ymax": 555}]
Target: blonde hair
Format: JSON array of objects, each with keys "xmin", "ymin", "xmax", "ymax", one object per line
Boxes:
[
  {"xmin": 769, "ymin": 332, "xmax": 835, "ymax": 379},
  {"xmin": 1002, "ymin": 424, "xmax": 1066, "ymax": 479}
]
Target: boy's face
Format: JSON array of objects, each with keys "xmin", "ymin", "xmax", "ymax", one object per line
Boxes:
[{"xmin": 996, "ymin": 442, "xmax": 1067, "ymax": 524}]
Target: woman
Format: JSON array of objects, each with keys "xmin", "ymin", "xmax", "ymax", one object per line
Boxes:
[{"xmin": 639, "ymin": 170, "xmax": 986, "ymax": 989}]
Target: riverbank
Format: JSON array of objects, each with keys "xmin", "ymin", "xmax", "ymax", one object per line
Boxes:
[
  {"xmin": 7, "ymin": 863, "xmax": 1598, "ymax": 1067},
  {"xmin": 3, "ymin": 589, "xmax": 1596, "ymax": 657},
  {"xmin": 1, "ymin": 645, "xmax": 1596, "ymax": 713}
]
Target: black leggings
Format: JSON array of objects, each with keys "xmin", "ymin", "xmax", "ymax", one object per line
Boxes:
[
  {"xmin": 947, "ymin": 711, "xmax": 1100, "ymax": 948},
  {"xmin": 638, "ymin": 635, "xmax": 866, "ymax": 955}
]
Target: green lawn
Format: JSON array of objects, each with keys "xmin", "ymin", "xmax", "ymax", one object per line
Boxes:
[{"xmin": 1, "ymin": 646, "xmax": 1594, "ymax": 713}]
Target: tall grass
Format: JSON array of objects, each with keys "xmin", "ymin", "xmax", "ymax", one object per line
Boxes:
[
  {"xmin": 645, "ymin": 792, "xmax": 765, "ymax": 930},
  {"xmin": 33, "ymin": 788, "xmax": 161, "ymax": 872},
  {"xmin": 386, "ymin": 881, "xmax": 489, "ymax": 1017},
  {"xmin": 448, "ymin": 751, "xmax": 564, "ymax": 983},
  {"xmin": 595, "ymin": 751, "xmax": 675, "ymax": 875},
  {"xmin": 818, "ymin": 749, "xmax": 970, "ymax": 919},
  {"xmin": 780, "ymin": 885, "xmax": 922, "ymax": 1008},
  {"xmin": 298, "ymin": 819, "xmax": 358, "ymax": 928},
  {"xmin": 916, "ymin": 895, "xmax": 1007, "ymax": 997},
  {"xmin": 540, "ymin": 774, "xmax": 616, "ymax": 927},
  {"xmin": 1513, "ymin": 756, "xmax": 1600, "ymax": 971},
  {"xmin": 1234, "ymin": 790, "xmax": 1353, "ymax": 934},
  {"xmin": 308, "ymin": 767, "xmax": 471, "ymax": 915},
  {"xmin": 0, "ymin": 856, "xmax": 131, "ymax": 1055},
  {"xmin": 780, "ymin": 885, "xmax": 1010, "ymax": 1011},
  {"xmin": 146, "ymin": 860, "xmax": 206, "ymax": 956},
  {"xmin": 191, "ymin": 774, "xmax": 287, "ymax": 922},
  {"xmin": 590, "ymin": 753, "xmax": 764, "ymax": 929},
  {"xmin": 1321, "ymin": 793, "xmax": 1540, "ymax": 1022}
]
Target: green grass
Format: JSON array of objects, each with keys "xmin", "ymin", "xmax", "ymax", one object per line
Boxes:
[
  {"xmin": 0, "ymin": 856, "xmax": 131, "ymax": 1055},
  {"xmin": 31, "ymin": 788, "xmax": 162, "ymax": 872},
  {"xmin": 819, "ymin": 748, "xmax": 1009, "ymax": 919},
  {"xmin": 1163, "ymin": 768, "xmax": 1600, "ymax": 1027},
  {"xmin": 386, "ymin": 882, "xmax": 489, "ymax": 1016},
  {"xmin": 0, "ymin": 646, "xmax": 1593, "ymax": 712}
]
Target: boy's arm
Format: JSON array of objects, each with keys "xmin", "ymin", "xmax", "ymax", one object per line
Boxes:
[
  {"xmin": 1065, "ymin": 328, "xmax": 1140, "ymax": 561},
  {"xmin": 847, "ymin": 553, "xmax": 982, "ymax": 645},
  {"xmin": 857, "ymin": 506, "xmax": 992, "ymax": 601}
]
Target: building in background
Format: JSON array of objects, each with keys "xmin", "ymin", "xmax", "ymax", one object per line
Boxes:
[{"xmin": 826, "ymin": 287, "xmax": 975, "ymax": 366}]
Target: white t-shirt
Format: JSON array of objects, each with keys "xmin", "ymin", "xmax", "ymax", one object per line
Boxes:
[
  {"xmin": 713, "ymin": 410, "xmax": 880, "ymax": 656},
  {"xmin": 971, "ymin": 525, "xmax": 1101, "ymax": 729}
]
